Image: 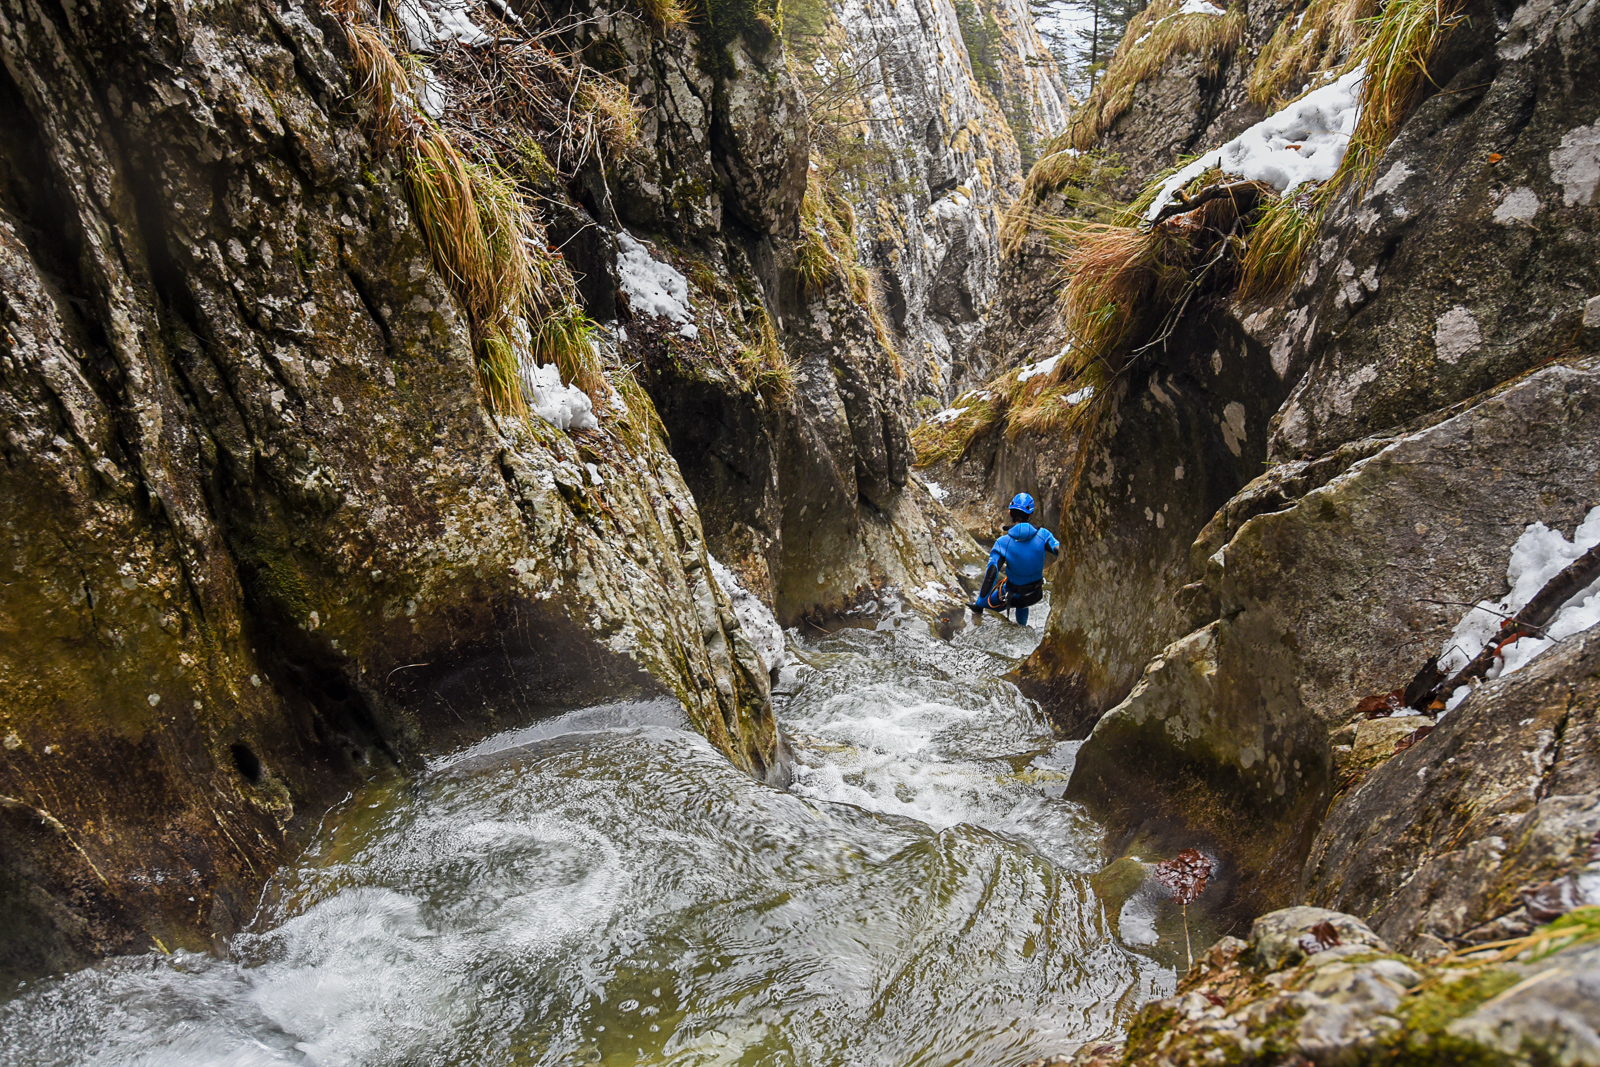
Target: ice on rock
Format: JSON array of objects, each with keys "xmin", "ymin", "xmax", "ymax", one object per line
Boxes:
[
  {"xmin": 709, "ymin": 555, "xmax": 786, "ymax": 674},
  {"xmin": 1146, "ymin": 67, "xmax": 1365, "ymax": 221},
  {"xmin": 1436, "ymin": 505, "xmax": 1600, "ymax": 713},
  {"xmin": 616, "ymin": 233, "xmax": 695, "ymax": 325}
]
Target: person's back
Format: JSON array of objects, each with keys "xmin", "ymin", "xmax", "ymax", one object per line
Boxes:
[
  {"xmin": 971, "ymin": 492, "xmax": 1059, "ymax": 625},
  {"xmin": 991, "ymin": 521, "xmax": 1055, "ymax": 586}
]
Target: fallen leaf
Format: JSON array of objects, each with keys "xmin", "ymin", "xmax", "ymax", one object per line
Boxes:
[
  {"xmin": 1309, "ymin": 919, "xmax": 1342, "ymax": 948},
  {"xmin": 1355, "ymin": 689, "xmax": 1406, "ymax": 718},
  {"xmin": 1488, "ymin": 152, "xmax": 1503, "ymax": 163},
  {"xmin": 1153, "ymin": 848, "xmax": 1213, "ymax": 905},
  {"xmin": 1203, "ymin": 992, "xmax": 1228, "ymax": 1007}
]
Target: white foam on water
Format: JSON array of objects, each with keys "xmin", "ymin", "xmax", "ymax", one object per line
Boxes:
[{"xmin": 1, "ymin": 591, "xmax": 1171, "ymax": 1067}]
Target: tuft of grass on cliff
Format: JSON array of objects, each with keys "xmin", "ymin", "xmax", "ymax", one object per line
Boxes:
[{"xmin": 978, "ymin": 0, "xmax": 1471, "ymax": 446}]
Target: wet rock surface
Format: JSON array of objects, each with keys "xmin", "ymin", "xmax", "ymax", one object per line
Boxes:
[
  {"xmin": 1068, "ymin": 358, "xmax": 1600, "ymax": 916},
  {"xmin": 0, "ymin": 0, "xmax": 785, "ymax": 977},
  {"xmin": 1035, "ymin": 905, "xmax": 1600, "ymax": 1067}
]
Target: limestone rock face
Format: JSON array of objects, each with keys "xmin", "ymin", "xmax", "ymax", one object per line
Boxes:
[
  {"xmin": 1306, "ymin": 632, "xmax": 1600, "ymax": 958},
  {"xmin": 833, "ymin": 0, "xmax": 1068, "ymax": 395},
  {"xmin": 1015, "ymin": 313, "xmax": 1291, "ymax": 737},
  {"xmin": 1068, "ymin": 359, "xmax": 1600, "ymax": 912},
  {"xmin": 1267, "ymin": 0, "xmax": 1600, "ymax": 459},
  {"xmin": 0, "ymin": 0, "xmax": 781, "ymax": 978},
  {"xmin": 595, "ymin": 0, "xmax": 1061, "ymax": 621}
]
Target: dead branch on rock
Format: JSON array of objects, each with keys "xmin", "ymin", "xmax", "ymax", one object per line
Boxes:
[
  {"xmin": 1423, "ymin": 541, "xmax": 1600, "ymax": 707},
  {"xmin": 1147, "ymin": 181, "xmax": 1268, "ymax": 226}
]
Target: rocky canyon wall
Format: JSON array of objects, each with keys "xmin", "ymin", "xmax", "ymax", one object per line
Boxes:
[{"xmin": 921, "ymin": 0, "xmax": 1600, "ymax": 943}]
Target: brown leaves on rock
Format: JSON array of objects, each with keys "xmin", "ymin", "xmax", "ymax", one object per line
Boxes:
[
  {"xmin": 1298, "ymin": 918, "xmax": 1343, "ymax": 956},
  {"xmin": 1356, "ymin": 689, "xmax": 1406, "ymax": 718},
  {"xmin": 1154, "ymin": 848, "xmax": 1213, "ymax": 906}
]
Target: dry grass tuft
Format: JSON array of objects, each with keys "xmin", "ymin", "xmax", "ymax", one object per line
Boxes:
[
  {"xmin": 1068, "ymin": 0, "xmax": 1245, "ymax": 151},
  {"xmin": 1338, "ymin": 0, "xmax": 1466, "ymax": 191},
  {"xmin": 1248, "ymin": 0, "xmax": 1375, "ymax": 106},
  {"xmin": 911, "ymin": 390, "xmax": 1005, "ymax": 465},
  {"xmin": 735, "ymin": 306, "xmax": 797, "ymax": 400},
  {"xmin": 1237, "ymin": 190, "xmax": 1323, "ymax": 299},
  {"xmin": 796, "ymin": 163, "xmax": 903, "ymax": 372},
  {"xmin": 528, "ymin": 301, "xmax": 603, "ymax": 399},
  {"xmin": 1058, "ymin": 221, "xmax": 1192, "ymax": 368},
  {"xmin": 577, "ymin": 72, "xmax": 643, "ymax": 157},
  {"xmin": 640, "ymin": 0, "xmax": 691, "ymax": 31},
  {"xmin": 331, "ymin": 5, "xmax": 610, "ymax": 416}
]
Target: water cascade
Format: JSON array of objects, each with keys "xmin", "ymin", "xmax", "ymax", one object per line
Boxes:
[{"xmin": 1, "ymin": 602, "xmax": 1171, "ymax": 1066}]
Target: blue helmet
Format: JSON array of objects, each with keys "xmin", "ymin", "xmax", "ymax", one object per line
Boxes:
[{"xmin": 1009, "ymin": 492, "xmax": 1036, "ymax": 515}]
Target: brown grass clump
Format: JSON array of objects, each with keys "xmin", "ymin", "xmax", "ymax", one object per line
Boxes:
[
  {"xmin": 1058, "ymin": 222, "xmax": 1192, "ymax": 364},
  {"xmin": 796, "ymin": 163, "xmax": 903, "ymax": 374},
  {"xmin": 1237, "ymin": 190, "xmax": 1323, "ymax": 300},
  {"xmin": 342, "ymin": 20, "xmax": 414, "ymax": 146},
  {"xmin": 911, "ymin": 389, "xmax": 1005, "ymax": 465},
  {"xmin": 1069, "ymin": 0, "xmax": 1245, "ymax": 151},
  {"xmin": 1338, "ymin": 0, "xmax": 1466, "ymax": 190},
  {"xmin": 328, "ymin": 1, "xmax": 615, "ymax": 417},
  {"xmin": 1248, "ymin": 0, "xmax": 1376, "ymax": 106},
  {"xmin": 640, "ymin": 0, "xmax": 691, "ymax": 31},
  {"xmin": 735, "ymin": 306, "xmax": 797, "ymax": 400}
]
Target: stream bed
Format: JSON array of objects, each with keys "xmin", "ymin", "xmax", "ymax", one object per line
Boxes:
[{"xmin": 0, "ymin": 599, "xmax": 1172, "ymax": 1066}]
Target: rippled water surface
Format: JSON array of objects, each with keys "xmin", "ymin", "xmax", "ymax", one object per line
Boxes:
[{"xmin": 1, "ymin": 600, "xmax": 1171, "ymax": 1066}]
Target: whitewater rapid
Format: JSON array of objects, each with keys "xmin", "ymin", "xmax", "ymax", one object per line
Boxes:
[{"xmin": 0, "ymin": 598, "xmax": 1171, "ymax": 1067}]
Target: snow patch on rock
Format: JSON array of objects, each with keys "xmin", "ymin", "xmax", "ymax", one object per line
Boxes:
[
  {"xmin": 522, "ymin": 361, "xmax": 598, "ymax": 432},
  {"xmin": 1438, "ymin": 506, "xmax": 1600, "ymax": 712},
  {"xmin": 1146, "ymin": 68, "xmax": 1363, "ymax": 222},
  {"xmin": 616, "ymin": 233, "xmax": 694, "ymax": 324}
]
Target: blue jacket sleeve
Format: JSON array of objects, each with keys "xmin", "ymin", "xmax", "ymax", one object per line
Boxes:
[{"xmin": 1044, "ymin": 529, "xmax": 1061, "ymax": 554}]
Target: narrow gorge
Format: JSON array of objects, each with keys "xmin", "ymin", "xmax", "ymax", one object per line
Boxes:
[{"xmin": 0, "ymin": 0, "xmax": 1597, "ymax": 1057}]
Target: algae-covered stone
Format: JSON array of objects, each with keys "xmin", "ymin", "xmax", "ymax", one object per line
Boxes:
[{"xmin": 1090, "ymin": 856, "xmax": 1149, "ymax": 919}]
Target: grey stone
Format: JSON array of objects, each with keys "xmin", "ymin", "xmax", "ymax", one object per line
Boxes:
[{"xmin": 1249, "ymin": 906, "xmax": 1389, "ymax": 972}]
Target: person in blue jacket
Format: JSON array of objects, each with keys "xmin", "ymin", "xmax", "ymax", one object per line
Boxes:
[{"xmin": 969, "ymin": 492, "xmax": 1059, "ymax": 626}]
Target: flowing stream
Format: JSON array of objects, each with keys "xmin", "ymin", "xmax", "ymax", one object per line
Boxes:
[{"xmin": 0, "ymin": 598, "xmax": 1172, "ymax": 1067}]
